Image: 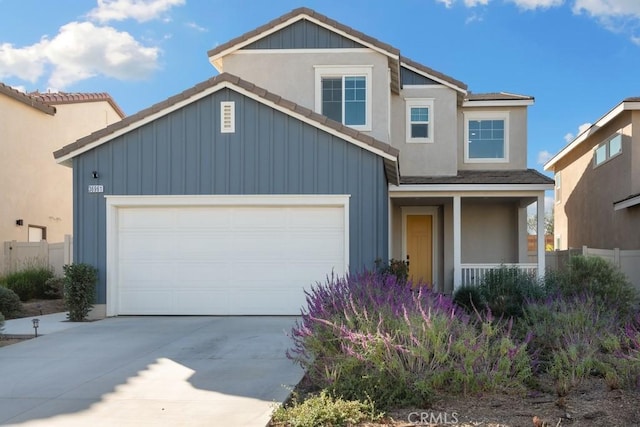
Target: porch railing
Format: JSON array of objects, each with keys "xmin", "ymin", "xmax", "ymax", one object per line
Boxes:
[{"xmin": 460, "ymin": 263, "xmax": 538, "ymax": 287}]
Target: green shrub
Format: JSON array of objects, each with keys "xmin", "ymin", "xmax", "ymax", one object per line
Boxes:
[
  {"xmin": 63, "ymin": 263, "xmax": 97, "ymax": 321},
  {"xmin": 271, "ymin": 390, "xmax": 381, "ymax": 427},
  {"xmin": 549, "ymin": 256, "xmax": 638, "ymax": 320},
  {"xmin": 477, "ymin": 267, "xmax": 546, "ymax": 319},
  {"xmin": 375, "ymin": 258, "xmax": 409, "ymax": 285},
  {"xmin": 452, "ymin": 284, "xmax": 488, "ymax": 314},
  {"xmin": 44, "ymin": 277, "xmax": 65, "ymax": 299},
  {"xmin": 0, "ymin": 286, "xmax": 23, "ymax": 319},
  {"xmin": 3, "ymin": 266, "xmax": 55, "ymax": 301}
]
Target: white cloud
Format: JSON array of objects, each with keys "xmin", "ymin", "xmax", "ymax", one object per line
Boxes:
[
  {"xmin": 573, "ymin": 0, "xmax": 640, "ymax": 17},
  {"xmin": 465, "ymin": 0, "xmax": 491, "ymax": 6},
  {"xmin": 186, "ymin": 22, "xmax": 208, "ymax": 32},
  {"xmin": 436, "ymin": 0, "xmax": 455, "ymax": 7},
  {"xmin": 537, "ymin": 150, "xmax": 553, "ymax": 164},
  {"xmin": 88, "ymin": 0, "xmax": 185, "ymax": 23},
  {"xmin": 564, "ymin": 132, "xmax": 575, "ymax": 143},
  {"xmin": 46, "ymin": 22, "xmax": 159, "ymax": 87},
  {"xmin": 0, "ymin": 42, "xmax": 46, "ymax": 82},
  {"xmin": 509, "ymin": 0, "xmax": 564, "ymax": 10},
  {"xmin": 0, "ymin": 21, "xmax": 159, "ymax": 89},
  {"xmin": 578, "ymin": 122, "xmax": 592, "ymax": 134}
]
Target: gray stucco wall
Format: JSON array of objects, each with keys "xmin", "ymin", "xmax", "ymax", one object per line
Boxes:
[
  {"xmin": 73, "ymin": 88, "xmax": 389, "ymax": 304},
  {"xmin": 222, "ymin": 50, "xmax": 391, "ymax": 142},
  {"xmin": 390, "ymin": 86, "xmax": 459, "ymax": 175},
  {"xmin": 458, "ymin": 106, "xmax": 528, "ymax": 170}
]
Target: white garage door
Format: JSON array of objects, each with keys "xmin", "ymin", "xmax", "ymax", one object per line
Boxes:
[{"xmin": 107, "ymin": 196, "xmax": 348, "ymax": 315}]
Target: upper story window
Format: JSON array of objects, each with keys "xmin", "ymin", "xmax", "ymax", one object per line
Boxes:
[
  {"xmin": 594, "ymin": 132, "xmax": 622, "ymax": 167},
  {"xmin": 464, "ymin": 111, "xmax": 509, "ymax": 163},
  {"xmin": 555, "ymin": 172, "xmax": 561, "ymax": 204},
  {"xmin": 406, "ymin": 99, "xmax": 434, "ymax": 143},
  {"xmin": 315, "ymin": 66, "xmax": 372, "ymax": 131}
]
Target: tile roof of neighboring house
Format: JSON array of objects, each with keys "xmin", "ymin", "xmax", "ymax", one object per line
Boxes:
[
  {"xmin": 465, "ymin": 92, "xmax": 534, "ymax": 101},
  {"xmin": 400, "ymin": 169, "xmax": 554, "ymax": 185},
  {"xmin": 400, "ymin": 56, "xmax": 467, "ymax": 91},
  {"xmin": 54, "ymin": 72, "xmax": 400, "ymax": 185},
  {"xmin": 0, "ymin": 82, "xmax": 56, "ymax": 115},
  {"xmin": 30, "ymin": 91, "xmax": 126, "ymax": 118},
  {"xmin": 624, "ymin": 96, "xmax": 640, "ymax": 102}
]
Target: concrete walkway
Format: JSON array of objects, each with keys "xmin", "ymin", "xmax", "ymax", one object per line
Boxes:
[
  {"xmin": 2, "ymin": 312, "xmax": 84, "ymax": 336},
  {"xmin": 0, "ymin": 316, "xmax": 304, "ymax": 426}
]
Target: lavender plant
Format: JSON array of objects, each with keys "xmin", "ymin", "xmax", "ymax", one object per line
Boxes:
[{"xmin": 288, "ymin": 271, "xmax": 532, "ymax": 408}]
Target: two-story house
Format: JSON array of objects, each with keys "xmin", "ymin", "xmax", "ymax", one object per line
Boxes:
[
  {"xmin": 0, "ymin": 83, "xmax": 124, "ymax": 273},
  {"xmin": 53, "ymin": 8, "xmax": 553, "ymax": 317},
  {"xmin": 544, "ymin": 98, "xmax": 640, "ymax": 251}
]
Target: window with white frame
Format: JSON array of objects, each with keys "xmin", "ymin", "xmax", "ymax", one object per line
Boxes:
[
  {"xmin": 464, "ymin": 112, "xmax": 509, "ymax": 162},
  {"xmin": 594, "ymin": 132, "xmax": 622, "ymax": 167},
  {"xmin": 406, "ymin": 99, "xmax": 434, "ymax": 143},
  {"xmin": 555, "ymin": 172, "xmax": 561, "ymax": 204},
  {"xmin": 315, "ymin": 66, "xmax": 372, "ymax": 131}
]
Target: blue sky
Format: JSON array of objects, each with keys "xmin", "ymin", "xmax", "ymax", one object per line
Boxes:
[{"xmin": 1, "ymin": 0, "xmax": 640, "ymax": 175}]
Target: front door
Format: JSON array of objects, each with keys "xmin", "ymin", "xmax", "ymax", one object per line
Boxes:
[{"xmin": 406, "ymin": 215, "xmax": 432, "ymax": 287}]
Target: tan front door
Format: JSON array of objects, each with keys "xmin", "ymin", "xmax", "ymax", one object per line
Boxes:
[{"xmin": 406, "ymin": 215, "xmax": 432, "ymax": 287}]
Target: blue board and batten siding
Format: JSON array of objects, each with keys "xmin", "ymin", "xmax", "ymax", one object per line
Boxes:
[
  {"xmin": 243, "ymin": 19, "xmax": 364, "ymax": 50},
  {"xmin": 400, "ymin": 66, "xmax": 439, "ymax": 86},
  {"xmin": 73, "ymin": 88, "xmax": 390, "ymax": 304}
]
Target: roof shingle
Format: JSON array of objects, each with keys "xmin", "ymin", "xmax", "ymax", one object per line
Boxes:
[
  {"xmin": 400, "ymin": 169, "xmax": 554, "ymax": 185},
  {"xmin": 0, "ymin": 82, "xmax": 56, "ymax": 115},
  {"xmin": 29, "ymin": 91, "xmax": 126, "ymax": 118}
]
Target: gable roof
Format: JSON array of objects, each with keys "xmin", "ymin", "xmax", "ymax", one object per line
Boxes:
[
  {"xmin": 54, "ymin": 72, "xmax": 400, "ymax": 185},
  {"xmin": 399, "ymin": 57, "xmax": 467, "ymax": 93},
  {"xmin": 30, "ymin": 91, "xmax": 126, "ymax": 118},
  {"xmin": 207, "ymin": 7, "xmax": 467, "ymax": 96},
  {"xmin": 0, "ymin": 82, "xmax": 56, "ymax": 115},
  {"xmin": 544, "ymin": 97, "xmax": 640, "ymax": 171}
]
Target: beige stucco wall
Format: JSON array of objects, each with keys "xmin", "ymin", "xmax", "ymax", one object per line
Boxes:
[
  {"xmin": 458, "ymin": 106, "xmax": 528, "ymax": 170},
  {"xmin": 553, "ymin": 111, "xmax": 639, "ymax": 250},
  {"xmin": 222, "ymin": 50, "xmax": 391, "ymax": 142},
  {"xmin": 390, "ymin": 86, "xmax": 458, "ymax": 176},
  {"xmin": 0, "ymin": 96, "xmax": 121, "ymax": 271},
  {"xmin": 461, "ymin": 199, "xmax": 519, "ymax": 263}
]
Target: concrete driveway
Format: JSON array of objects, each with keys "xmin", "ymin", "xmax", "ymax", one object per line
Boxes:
[{"xmin": 0, "ymin": 316, "xmax": 304, "ymax": 426}]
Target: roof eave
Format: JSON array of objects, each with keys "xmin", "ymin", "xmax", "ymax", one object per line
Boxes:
[
  {"xmin": 544, "ymin": 100, "xmax": 640, "ymax": 171},
  {"xmin": 462, "ymin": 99, "xmax": 534, "ymax": 107}
]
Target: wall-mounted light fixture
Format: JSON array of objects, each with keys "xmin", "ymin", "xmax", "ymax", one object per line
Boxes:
[
  {"xmin": 92, "ymin": 171, "xmax": 99, "ymax": 179},
  {"xmin": 16, "ymin": 219, "xmax": 23, "ymax": 226}
]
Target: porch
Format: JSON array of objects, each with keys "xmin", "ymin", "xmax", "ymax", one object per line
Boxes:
[{"xmin": 388, "ymin": 177, "xmax": 551, "ymax": 293}]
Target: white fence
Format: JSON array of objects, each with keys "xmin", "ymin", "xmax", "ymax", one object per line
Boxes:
[
  {"xmin": 461, "ymin": 263, "xmax": 538, "ymax": 286},
  {"xmin": 3, "ymin": 235, "xmax": 73, "ymax": 276},
  {"xmin": 547, "ymin": 246, "xmax": 640, "ymax": 291}
]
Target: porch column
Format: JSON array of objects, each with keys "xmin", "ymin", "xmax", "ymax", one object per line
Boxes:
[
  {"xmin": 453, "ymin": 195, "xmax": 461, "ymax": 290},
  {"xmin": 518, "ymin": 205, "xmax": 528, "ymax": 263},
  {"xmin": 536, "ymin": 193, "xmax": 545, "ymax": 278}
]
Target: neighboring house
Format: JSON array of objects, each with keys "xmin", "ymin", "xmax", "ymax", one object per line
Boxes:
[
  {"xmin": 0, "ymin": 83, "xmax": 124, "ymax": 272},
  {"xmin": 54, "ymin": 8, "xmax": 553, "ymax": 317},
  {"xmin": 544, "ymin": 97, "xmax": 640, "ymax": 251}
]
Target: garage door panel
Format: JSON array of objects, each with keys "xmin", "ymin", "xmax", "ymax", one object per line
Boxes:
[{"xmin": 114, "ymin": 201, "xmax": 347, "ymax": 315}]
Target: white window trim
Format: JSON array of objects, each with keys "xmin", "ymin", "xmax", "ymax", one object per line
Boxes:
[
  {"xmin": 463, "ymin": 111, "xmax": 509, "ymax": 163},
  {"xmin": 314, "ymin": 65, "xmax": 373, "ymax": 131},
  {"xmin": 555, "ymin": 172, "xmax": 561, "ymax": 205},
  {"xmin": 405, "ymin": 98, "xmax": 434, "ymax": 143},
  {"xmin": 593, "ymin": 131, "xmax": 622, "ymax": 168}
]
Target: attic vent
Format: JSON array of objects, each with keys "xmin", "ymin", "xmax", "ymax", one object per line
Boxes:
[{"xmin": 220, "ymin": 101, "xmax": 235, "ymax": 133}]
